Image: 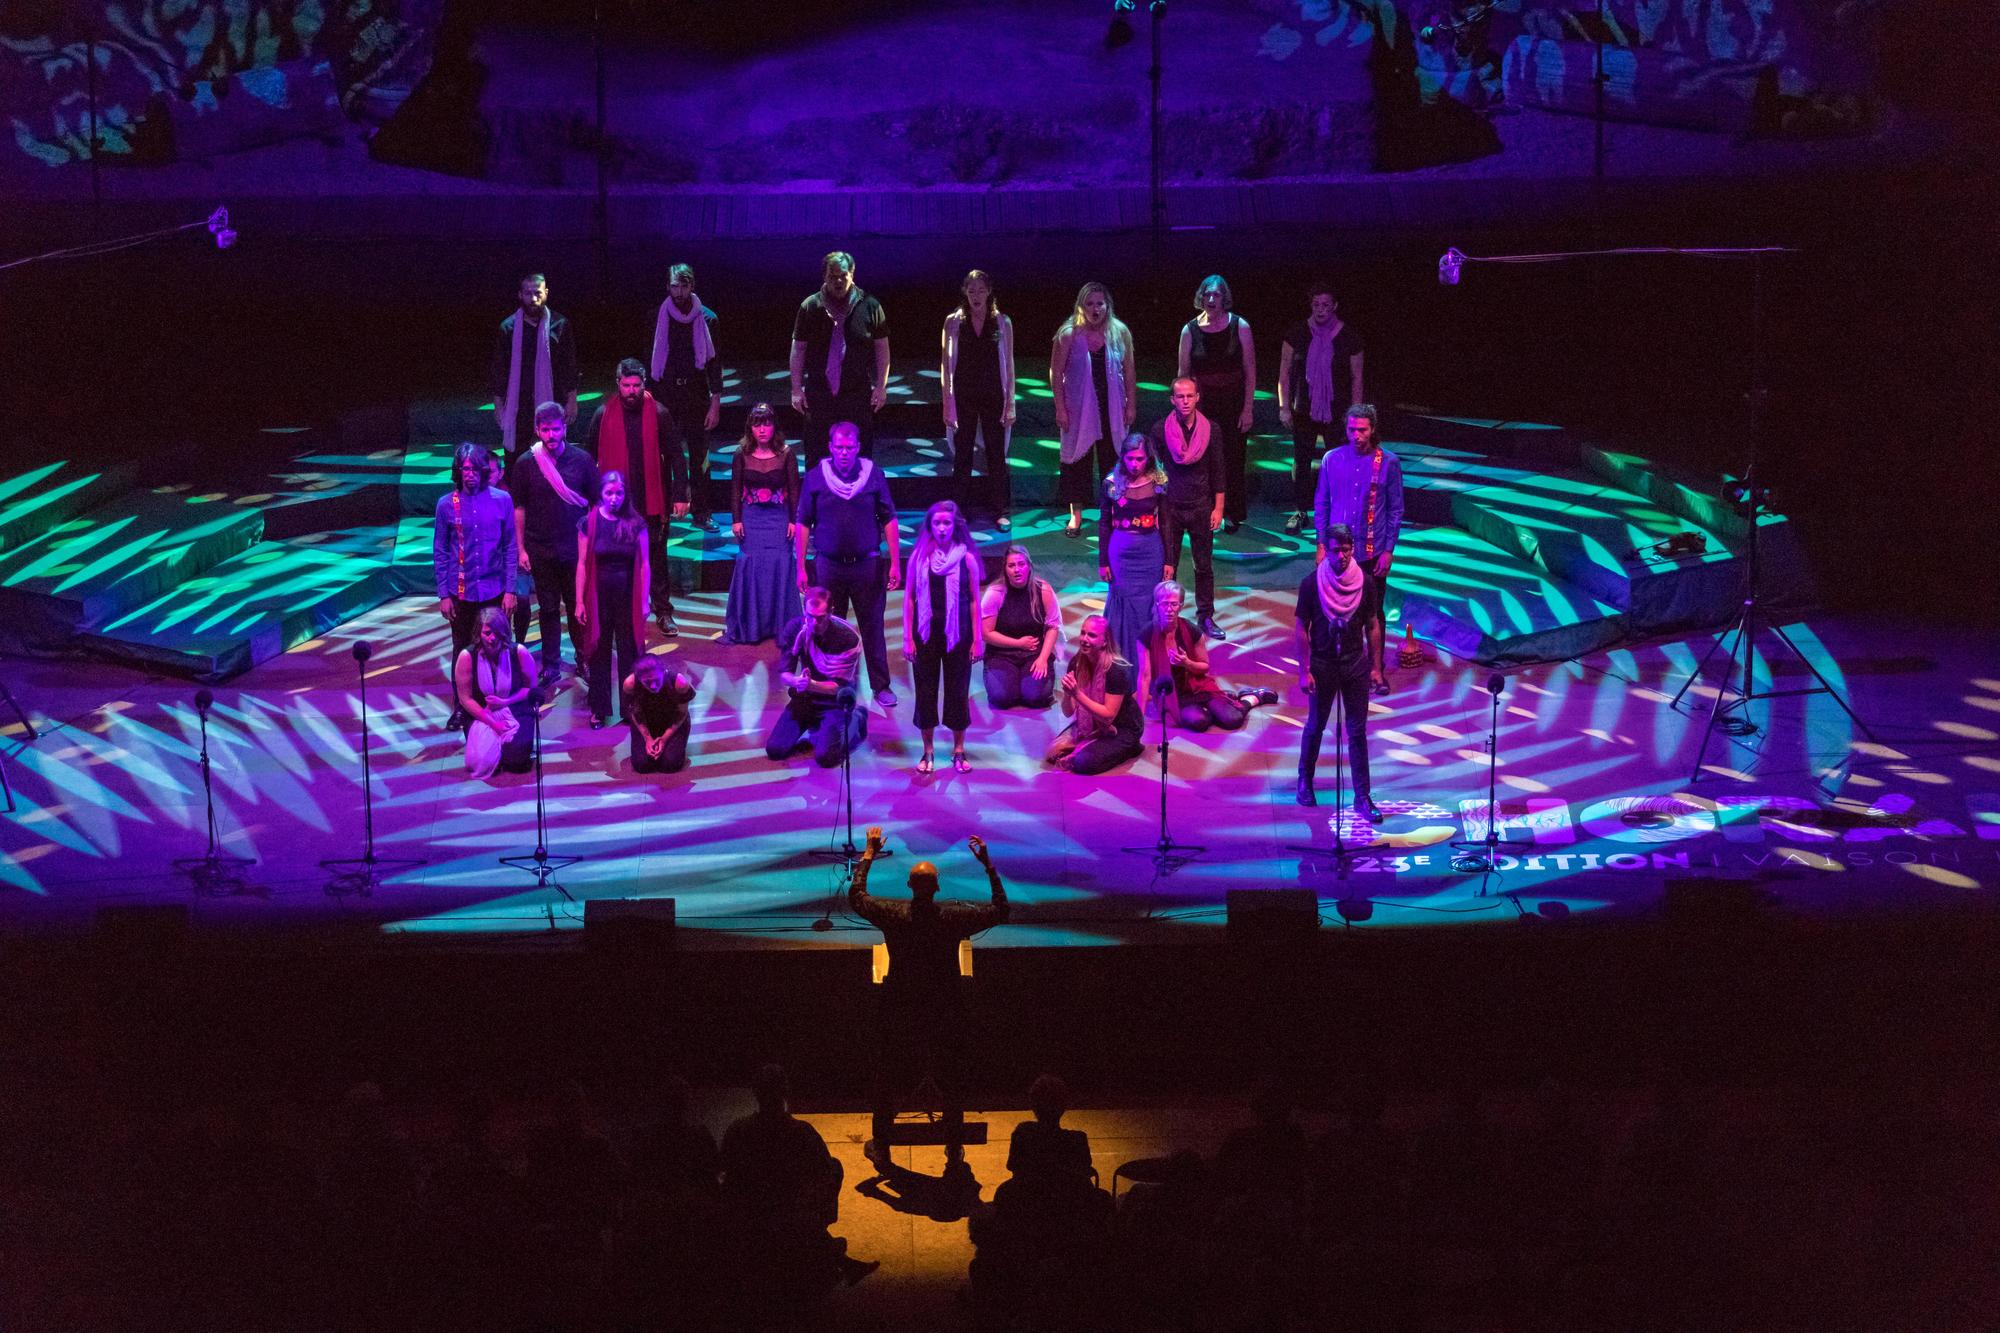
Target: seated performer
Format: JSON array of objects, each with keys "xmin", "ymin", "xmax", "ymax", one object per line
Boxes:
[
  {"xmin": 455, "ymin": 606, "xmax": 539, "ymax": 779},
  {"xmin": 434, "ymin": 442, "xmax": 518, "ymax": 730},
  {"xmin": 765, "ymin": 585, "xmax": 868, "ymax": 768},
  {"xmin": 1138, "ymin": 581, "xmax": 1250, "ymax": 733},
  {"xmin": 624, "ymin": 654, "xmax": 695, "ymax": 775},
  {"xmin": 1045, "ymin": 614, "xmax": 1144, "ymax": 776},
  {"xmin": 1294, "ymin": 523, "xmax": 1383, "ymax": 818},
  {"xmin": 980, "ymin": 545, "xmax": 1062, "ymax": 710}
]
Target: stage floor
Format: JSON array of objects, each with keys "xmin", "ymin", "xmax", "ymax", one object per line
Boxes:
[{"xmin": 1, "ymin": 586, "xmax": 1996, "ymax": 946}]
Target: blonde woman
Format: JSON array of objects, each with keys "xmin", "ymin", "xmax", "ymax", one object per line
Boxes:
[
  {"xmin": 1049, "ymin": 281, "xmax": 1137, "ymax": 538},
  {"xmin": 1045, "ymin": 614, "xmax": 1144, "ymax": 775}
]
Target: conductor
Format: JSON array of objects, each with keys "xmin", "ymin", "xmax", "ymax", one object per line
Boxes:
[{"xmin": 851, "ymin": 826, "xmax": 1009, "ymax": 1177}]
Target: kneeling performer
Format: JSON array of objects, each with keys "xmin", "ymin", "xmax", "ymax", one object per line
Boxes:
[
  {"xmin": 1295, "ymin": 523, "xmax": 1382, "ymax": 819},
  {"xmin": 766, "ymin": 585, "xmax": 868, "ymax": 768}
]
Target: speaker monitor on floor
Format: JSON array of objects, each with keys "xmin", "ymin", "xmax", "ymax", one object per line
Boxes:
[
  {"xmin": 1226, "ymin": 889, "xmax": 1319, "ymax": 940},
  {"xmin": 584, "ymin": 897, "xmax": 677, "ymax": 950}
]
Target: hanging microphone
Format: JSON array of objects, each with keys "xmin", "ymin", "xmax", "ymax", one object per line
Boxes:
[
  {"xmin": 206, "ymin": 206, "xmax": 237, "ymax": 250},
  {"xmin": 1438, "ymin": 248, "xmax": 1466, "ymax": 285},
  {"xmin": 194, "ymin": 688, "xmax": 214, "ymax": 713}
]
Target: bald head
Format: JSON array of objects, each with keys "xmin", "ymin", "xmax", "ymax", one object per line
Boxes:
[{"xmin": 907, "ymin": 860, "xmax": 940, "ymax": 900}]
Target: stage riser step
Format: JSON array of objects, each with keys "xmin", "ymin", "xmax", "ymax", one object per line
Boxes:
[
  {"xmin": 0, "ymin": 460, "xmax": 139, "ymax": 555},
  {"xmin": 0, "ymin": 492, "xmax": 266, "ymax": 653},
  {"xmin": 1582, "ymin": 445, "xmax": 1754, "ymax": 543}
]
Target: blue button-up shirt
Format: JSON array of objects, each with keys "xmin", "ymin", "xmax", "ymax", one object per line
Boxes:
[
  {"xmin": 1313, "ymin": 444, "xmax": 1404, "ymax": 562},
  {"xmin": 433, "ymin": 486, "xmax": 518, "ymax": 603}
]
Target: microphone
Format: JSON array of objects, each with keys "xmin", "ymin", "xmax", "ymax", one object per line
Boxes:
[
  {"xmin": 194, "ymin": 688, "xmax": 214, "ymax": 713},
  {"xmin": 207, "ymin": 206, "xmax": 237, "ymax": 250},
  {"xmin": 1438, "ymin": 248, "xmax": 1465, "ymax": 285},
  {"xmin": 1484, "ymin": 673, "xmax": 1504, "ymax": 696},
  {"xmin": 351, "ymin": 641, "xmax": 373, "ymax": 664},
  {"xmin": 834, "ymin": 685, "xmax": 858, "ymax": 709}
]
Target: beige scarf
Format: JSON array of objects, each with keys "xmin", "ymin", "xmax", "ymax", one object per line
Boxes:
[
  {"xmin": 529, "ymin": 442, "xmax": 589, "ymax": 509},
  {"xmin": 910, "ymin": 544, "xmax": 969, "ymax": 652},
  {"xmin": 649, "ymin": 295, "xmax": 715, "ymax": 381},
  {"xmin": 500, "ymin": 309, "xmax": 554, "ymax": 454}
]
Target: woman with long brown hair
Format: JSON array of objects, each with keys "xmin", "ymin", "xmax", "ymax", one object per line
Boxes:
[
  {"xmin": 723, "ymin": 402, "xmax": 802, "ymax": 644},
  {"xmin": 574, "ymin": 469, "xmax": 652, "ymax": 730}
]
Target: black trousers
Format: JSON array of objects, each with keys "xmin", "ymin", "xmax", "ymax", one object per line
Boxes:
[
  {"xmin": 912, "ymin": 638, "xmax": 973, "ymax": 732},
  {"xmin": 984, "ymin": 651, "xmax": 1055, "ymax": 709},
  {"xmin": 871, "ymin": 994, "xmax": 969, "ymax": 1160},
  {"xmin": 816, "ymin": 554, "xmax": 892, "ymax": 694},
  {"xmin": 951, "ymin": 389, "xmax": 1010, "ymax": 516},
  {"xmin": 527, "ymin": 553, "xmax": 581, "ymax": 671},
  {"xmin": 629, "ymin": 716, "xmax": 690, "ymax": 773},
  {"xmin": 643, "ymin": 513, "xmax": 673, "ymax": 617},
  {"xmin": 658, "ymin": 377, "xmax": 713, "ymax": 519},
  {"xmin": 764, "ymin": 698, "xmax": 866, "ymax": 768},
  {"xmin": 585, "ymin": 565, "xmax": 640, "ymax": 720},
  {"xmin": 446, "ymin": 592, "xmax": 500, "ymax": 704},
  {"xmin": 1300, "ymin": 661, "xmax": 1372, "ymax": 799},
  {"xmin": 1069, "ymin": 733, "xmax": 1142, "ymax": 775},
  {"xmin": 1291, "ymin": 417, "xmax": 1337, "ymax": 513},
  {"xmin": 1059, "ymin": 436, "xmax": 1115, "ymax": 509},
  {"xmin": 1159, "ymin": 499, "xmax": 1217, "ymax": 620},
  {"xmin": 804, "ymin": 390, "xmax": 875, "ymax": 463}
]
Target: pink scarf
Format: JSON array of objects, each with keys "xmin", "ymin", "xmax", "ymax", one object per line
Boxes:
[
  {"xmin": 1317, "ymin": 554, "xmax": 1365, "ymax": 627},
  {"xmin": 1163, "ymin": 411, "xmax": 1211, "ymax": 465},
  {"xmin": 649, "ymin": 295, "xmax": 716, "ymax": 380},
  {"xmin": 1305, "ymin": 319, "xmax": 1339, "ymax": 422}
]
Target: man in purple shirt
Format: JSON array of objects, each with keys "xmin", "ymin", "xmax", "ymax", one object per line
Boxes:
[
  {"xmin": 434, "ymin": 442, "xmax": 518, "ymax": 728},
  {"xmin": 1313, "ymin": 404, "xmax": 1403, "ymax": 694}
]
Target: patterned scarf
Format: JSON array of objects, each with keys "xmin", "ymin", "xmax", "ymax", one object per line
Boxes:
[
  {"xmin": 1317, "ymin": 553, "xmax": 1365, "ymax": 627},
  {"xmin": 649, "ymin": 295, "xmax": 715, "ymax": 380},
  {"xmin": 912, "ymin": 544, "xmax": 968, "ymax": 652},
  {"xmin": 500, "ymin": 309, "xmax": 555, "ymax": 454},
  {"xmin": 818, "ymin": 458, "xmax": 875, "ymax": 501},
  {"xmin": 1305, "ymin": 319, "xmax": 1338, "ymax": 422}
]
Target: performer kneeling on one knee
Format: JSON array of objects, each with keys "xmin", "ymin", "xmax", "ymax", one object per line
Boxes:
[
  {"xmin": 624, "ymin": 654, "xmax": 695, "ymax": 774},
  {"xmin": 1295, "ymin": 523, "xmax": 1383, "ymax": 820},
  {"xmin": 1138, "ymin": 581, "xmax": 1249, "ymax": 733},
  {"xmin": 456, "ymin": 606, "xmax": 539, "ymax": 779},
  {"xmin": 981, "ymin": 545, "xmax": 1062, "ymax": 711},
  {"xmin": 1045, "ymin": 614, "xmax": 1144, "ymax": 775},
  {"xmin": 766, "ymin": 585, "xmax": 867, "ymax": 768}
]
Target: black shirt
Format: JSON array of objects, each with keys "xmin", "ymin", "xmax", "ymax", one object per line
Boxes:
[
  {"xmin": 1295, "ymin": 570, "xmax": 1380, "ymax": 678},
  {"xmin": 489, "ymin": 309, "xmax": 581, "ymax": 406},
  {"xmin": 507, "ymin": 445, "xmax": 600, "ymax": 561},
  {"xmin": 1280, "ymin": 320, "xmax": 1365, "ymax": 419},
  {"xmin": 586, "ymin": 399, "xmax": 685, "ymax": 515},
  {"xmin": 954, "ymin": 313, "xmax": 1004, "ymax": 399},
  {"xmin": 797, "ymin": 463, "xmax": 895, "ymax": 561},
  {"xmin": 850, "ymin": 882, "xmax": 1008, "ymax": 996},
  {"xmin": 1147, "ymin": 415, "xmax": 1226, "ymax": 507},
  {"xmin": 792, "ymin": 287, "xmax": 888, "ymax": 399},
  {"xmin": 655, "ymin": 302, "xmax": 724, "ymax": 396},
  {"xmin": 625, "ymin": 669, "xmax": 695, "ymax": 734},
  {"xmin": 775, "ymin": 614, "xmax": 863, "ymax": 702},
  {"xmin": 1185, "ymin": 314, "xmax": 1245, "ymax": 379}
]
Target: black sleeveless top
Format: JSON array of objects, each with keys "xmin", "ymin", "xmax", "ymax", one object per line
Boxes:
[
  {"xmin": 1187, "ymin": 315, "xmax": 1245, "ymax": 382},
  {"xmin": 995, "ymin": 582, "xmax": 1044, "ymax": 641},
  {"xmin": 955, "ymin": 313, "xmax": 1003, "ymax": 399}
]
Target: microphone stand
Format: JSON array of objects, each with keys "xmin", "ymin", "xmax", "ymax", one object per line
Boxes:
[
  {"xmin": 1287, "ymin": 673, "xmax": 1359, "ymax": 875},
  {"xmin": 1122, "ymin": 675, "xmax": 1206, "ymax": 871},
  {"xmin": 809, "ymin": 688, "xmax": 888, "ymax": 930},
  {"xmin": 322, "ymin": 642, "xmax": 427, "ymax": 897},
  {"xmin": 0, "ymin": 675, "xmax": 37, "ymax": 814},
  {"xmin": 173, "ymin": 691, "xmax": 255, "ymax": 896},
  {"xmin": 499, "ymin": 687, "xmax": 580, "ymax": 925},
  {"xmin": 1450, "ymin": 675, "xmax": 1508, "ymax": 884}
]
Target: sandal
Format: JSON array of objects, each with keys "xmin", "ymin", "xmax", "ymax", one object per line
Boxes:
[
  {"xmin": 917, "ymin": 754, "xmax": 935, "ymax": 775},
  {"xmin": 1063, "ymin": 517, "xmax": 1082, "ymax": 539},
  {"xmin": 996, "ymin": 515, "xmax": 1012, "ymax": 531},
  {"xmin": 952, "ymin": 749, "xmax": 970, "ymax": 773}
]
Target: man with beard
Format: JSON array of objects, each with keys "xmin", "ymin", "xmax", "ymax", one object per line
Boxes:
[
  {"xmin": 589, "ymin": 358, "xmax": 688, "ymax": 636},
  {"xmin": 489, "ymin": 272, "xmax": 579, "ymax": 461}
]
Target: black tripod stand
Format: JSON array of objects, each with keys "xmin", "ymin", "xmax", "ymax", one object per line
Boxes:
[
  {"xmin": 499, "ymin": 693, "xmax": 581, "ymax": 920},
  {"xmin": 1287, "ymin": 675, "xmax": 1361, "ymax": 873},
  {"xmin": 0, "ymin": 674, "xmax": 37, "ymax": 814},
  {"xmin": 173, "ymin": 689, "xmax": 255, "ymax": 895},
  {"xmin": 808, "ymin": 689, "xmax": 887, "ymax": 929},
  {"xmin": 321, "ymin": 642, "xmax": 427, "ymax": 897},
  {"xmin": 1123, "ymin": 680, "xmax": 1206, "ymax": 870},
  {"xmin": 1450, "ymin": 673, "xmax": 1508, "ymax": 882},
  {"xmin": 1668, "ymin": 255, "xmax": 1873, "ymax": 783}
]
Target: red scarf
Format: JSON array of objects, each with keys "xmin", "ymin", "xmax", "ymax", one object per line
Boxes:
[{"xmin": 597, "ymin": 393, "xmax": 667, "ymax": 518}]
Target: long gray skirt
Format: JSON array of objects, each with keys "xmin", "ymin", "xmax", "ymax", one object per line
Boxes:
[{"xmin": 1106, "ymin": 526, "xmax": 1164, "ymax": 667}]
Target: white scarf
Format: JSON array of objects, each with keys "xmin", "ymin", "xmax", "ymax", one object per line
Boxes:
[
  {"xmin": 500, "ymin": 309, "xmax": 555, "ymax": 454},
  {"xmin": 649, "ymin": 295, "xmax": 715, "ymax": 381},
  {"xmin": 1317, "ymin": 554, "xmax": 1365, "ymax": 628},
  {"xmin": 790, "ymin": 614, "xmax": 862, "ymax": 684},
  {"xmin": 1163, "ymin": 411, "xmax": 1211, "ymax": 465},
  {"xmin": 1060, "ymin": 325, "xmax": 1125, "ymax": 465},
  {"xmin": 1305, "ymin": 318, "xmax": 1339, "ymax": 423},
  {"xmin": 529, "ymin": 442, "xmax": 589, "ymax": 509},
  {"xmin": 912, "ymin": 543, "xmax": 968, "ymax": 651},
  {"xmin": 818, "ymin": 457, "xmax": 875, "ymax": 502}
]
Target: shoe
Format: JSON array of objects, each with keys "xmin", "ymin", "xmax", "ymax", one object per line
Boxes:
[
  {"xmin": 996, "ymin": 514, "xmax": 1012, "ymax": 531},
  {"xmin": 1223, "ymin": 518, "xmax": 1242, "ymax": 534},
  {"xmin": 1240, "ymin": 687, "xmax": 1278, "ymax": 707},
  {"xmin": 1371, "ymin": 674, "xmax": 1390, "ymax": 696},
  {"xmin": 1198, "ymin": 615, "xmax": 1227, "ymax": 642},
  {"xmin": 1360, "ymin": 797, "xmax": 1385, "ymax": 823},
  {"xmin": 1063, "ymin": 518, "xmax": 1082, "ymax": 539},
  {"xmin": 447, "ymin": 707, "xmax": 470, "ymax": 731},
  {"xmin": 656, "ymin": 612, "xmax": 679, "ymax": 637},
  {"xmin": 590, "ymin": 713, "xmax": 608, "ymax": 730},
  {"xmin": 1296, "ymin": 778, "xmax": 1317, "ymax": 807},
  {"xmin": 696, "ymin": 514, "xmax": 717, "ymax": 533},
  {"xmin": 1284, "ymin": 512, "xmax": 1303, "ymax": 535},
  {"xmin": 874, "ymin": 688, "xmax": 897, "ymax": 708}
]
